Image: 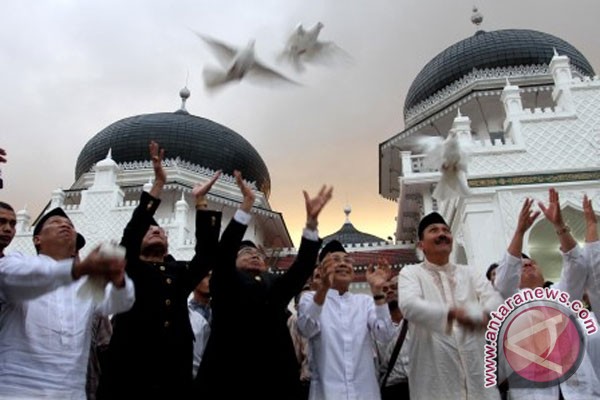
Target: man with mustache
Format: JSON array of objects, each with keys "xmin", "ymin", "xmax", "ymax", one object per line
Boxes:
[
  {"xmin": 297, "ymin": 240, "xmax": 396, "ymax": 400},
  {"xmin": 397, "ymin": 212, "xmax": 504, "ymax": 400}
]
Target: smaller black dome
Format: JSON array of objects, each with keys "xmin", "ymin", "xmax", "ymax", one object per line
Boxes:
[
  {"xmin": 76, "ymin": 112, "xmax": 271, "ymax": 197},
  {"xmin": 404, "ymin": 29, "xmax": 595, "ymax": 119},
  {"xmin": 323, "ymin": 223, "xmax": 385, "ymax": 246}
]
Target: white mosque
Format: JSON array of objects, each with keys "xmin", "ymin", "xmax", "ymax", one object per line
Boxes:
[{"xmin": 379, "ymin": 10, "xmax": 600, "ymax": 281}]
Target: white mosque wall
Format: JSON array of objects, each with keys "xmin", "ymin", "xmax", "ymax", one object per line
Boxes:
[{"xmin": 7, "ymin": 166, "xmax": 273, "ymax": 260}]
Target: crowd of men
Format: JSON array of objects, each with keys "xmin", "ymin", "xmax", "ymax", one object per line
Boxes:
[{"xmin": 0, "ymin": 144, "xmax": 599, "ymax": 400}]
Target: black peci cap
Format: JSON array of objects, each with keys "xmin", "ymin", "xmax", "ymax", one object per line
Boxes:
[
  {"xmin": 417, "ymin": 212, "xmax": 448, "ymax": 240},
  {"xmin": 318, "ymin": 240, "xmax": 346, "ymax": 263}
]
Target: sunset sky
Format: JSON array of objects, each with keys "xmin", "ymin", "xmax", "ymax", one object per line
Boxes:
[{"xmin": 2, "ymin": 0, "xmax": 599, "ymax": 246}]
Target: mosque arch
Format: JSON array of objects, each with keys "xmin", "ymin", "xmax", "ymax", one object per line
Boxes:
[{"xmin": 527, "ymin": 203, "xmax": 591, "ymax": 283}]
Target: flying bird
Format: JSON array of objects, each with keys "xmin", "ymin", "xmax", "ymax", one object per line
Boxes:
[
  {"xmin": 278, "ymin": 22, "xmax": 352, "ymax": 72},
  {"xmin": 414, "ymin": 131, "xmax": 473, "ymax": 202},
  {"xmin": 193, "ymin": 32, "xmax": 300, "ymax": 90}
]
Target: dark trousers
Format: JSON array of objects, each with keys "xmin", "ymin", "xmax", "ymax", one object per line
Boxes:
[{"xmin": 381, "ymin": 381, "xmax": 410, "ymax": 400}]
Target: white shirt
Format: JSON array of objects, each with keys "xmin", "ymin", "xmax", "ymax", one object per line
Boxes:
[
  {"xmin": 376, "ymin": 319, "xmax": 410, "ymax": 386},
  {"xmin": 188, "ymin": 301, "xmax": 211, "ymax": 378},
  {"xmin": 0, "ymin": 252, "xmax": 135, "ymax": 399},
  {"xmin": 398, "ymin": 260, "xmax": 503, "ymax": 400},
  {"xmin": 297, "ymin": 289, "xmax": 395, "ymax": 400},
  {"xmin": 495, "ymin": 247, "xmax": 587, "ymax": 301}
]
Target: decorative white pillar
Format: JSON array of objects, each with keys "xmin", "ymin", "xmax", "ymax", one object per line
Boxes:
[
  {"xmin": 15, "ymin": 208, "xmax": 30, "ymax": 234},
  {"xmin": 174, "ymin": 192, "xmax": 189, "ymax": 248},
  {"xmin": 91, "ymin": 149, "xmax": 120, "ymax": 191},
  {"xmin": 400, "ymin": 151, "xmax": 413, "ymax": 176},
  {"xmin": 451, "ymin": 109, "xmax": 472, "ymax": 141},
  {"xmin": 550, "ymin": 50, "xmax": 575, "ymax": 113},
  {"xmin": 49, "ymin": 189, "xmax": 65, "ymax": 210},
  {"xmin": 501, "ymin": 80, "xmax": 524, "ymax": 144}
]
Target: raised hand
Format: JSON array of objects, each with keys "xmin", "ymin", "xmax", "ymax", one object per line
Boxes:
[
  {"xmin": 583, "ymin": 194, "xmax": 597, "ymax": 225},
  {"xmin": 193, "ymin": 170, "xmax": 222, "ymax": 199},
  {"xmin": 234, "ymin": 170, "xmax": 255, "ymax": 213},
  {"xmin": 366, "ymin": 258, "xmax": 392, "ymax": 294},
  {"xmin": 149, "ymin": 141, "xmax": 166, "ymax": 184},
  {"xmin": 303, "ymin": 185, "xmax": 333, "ymax": 230},
  {"xmin": 508, "ymin": 198, "xmax": 541, "ymax": 258},
  {"xmin": 583, "ymin": 194, "xmax": 598, "ymax": 242},
  {"xmin": 516, "ymin": 198, "xmax": 540, "ymax": 234},
  {"xmin": 539, "ymin": 188, "xmax": 577, "ymax": 251},
  {"xmin": 312, "ymin": 257, "xmax": 335, "ymax": 306},
  {"xmin": 317, "ymin": 258, "xmax": 335, "ymax": 291},
  {"xmin": 538, "ymin": 188, "xmax": 564, "ymax": 228}
]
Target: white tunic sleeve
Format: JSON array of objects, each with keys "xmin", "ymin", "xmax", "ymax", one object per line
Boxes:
[
  {"xmin": 470, "ymin": 268, "xmax": 504, "ymax": 312},
  {"xmin": 494, "ymin": 252, "xmax": 522, "ymax": 299},
  {"xmin": 0, "ymin": 252, "xmax": 73, "ymax": 302},
  {"xmin": 585, "ymin": 241, "xmax": 600, "ymax": 312},
  {"xmin": 297, "ymin": 290, "xmax": 322, "ymax": 339},
  {"xmin": 95, "ymin": 274, "xmax": 135, "ymax": 316},
  {"xmin": 553, "ymin": 245, "xmax": 587, "ymax": 300}
]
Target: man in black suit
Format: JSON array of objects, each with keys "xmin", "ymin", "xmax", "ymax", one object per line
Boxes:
[
  {"xmin": 98, "ymin": 141, "xmax": 222, "ymax": 399},
  {"xmin": 195, "ymin": 171, "xmax": 332, "ymax": 400}
]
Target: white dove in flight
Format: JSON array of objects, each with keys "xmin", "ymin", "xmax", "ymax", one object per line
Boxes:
[
  {"xmin": 279, "ymin": 21, "xmax": 352, "ymax": 72},
  {"xmin": 194, "ymin": 32, "xmax": 300, "ymax": 90},
  {"xmin": 415, "ymin": 131, "xmax": 473, "ymax": 201}
]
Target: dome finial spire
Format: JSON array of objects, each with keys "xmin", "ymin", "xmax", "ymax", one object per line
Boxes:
[
  {"xmin": 344, "ymin": 204, "xmax": 352, "ymax": 224},
  {"xmin": 178, "ymin": 85, "xmax": 191, "ymax": 113},
  {"xmin": 471, "ymin": 6, "xmax": 483, "ymax": 30}
]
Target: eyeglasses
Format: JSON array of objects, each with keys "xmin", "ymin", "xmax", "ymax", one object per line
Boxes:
[{"xmin": 237, "ymin": 248, "xmax": 266, "ymax": 260}]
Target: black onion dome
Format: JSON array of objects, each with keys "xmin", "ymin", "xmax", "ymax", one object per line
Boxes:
[
  {"xmin": 76, "ymin": 111, "xmax": 271, "ymax": 197},
  {"xmin": 404, "ymin": 29, "xmax": 595, "ymax": 119},
  {"xmin": 322, "ymin": 223, "xmax": 385, "ymax": 246}
]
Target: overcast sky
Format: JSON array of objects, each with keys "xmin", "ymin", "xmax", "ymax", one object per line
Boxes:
[{"xmin": 1, "ymin": 0, "xmax": 599, "ymax": 246}]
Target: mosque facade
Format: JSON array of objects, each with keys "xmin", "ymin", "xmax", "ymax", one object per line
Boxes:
[{"xmin": 379, "ymin": 19, "xmax": 600, "ymax": 281}]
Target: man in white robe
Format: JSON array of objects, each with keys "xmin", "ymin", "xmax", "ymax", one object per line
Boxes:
[
  {"xmin": 0, "ymin": 207, "xmax": 134, "ymax": 399},
  {"xmin": 398, "ymin": 212, "xmax": 503, "ymax": 400},
  {"xmin": 298, "ymin": 240, "xmax": 396, "ymax": 400}
]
